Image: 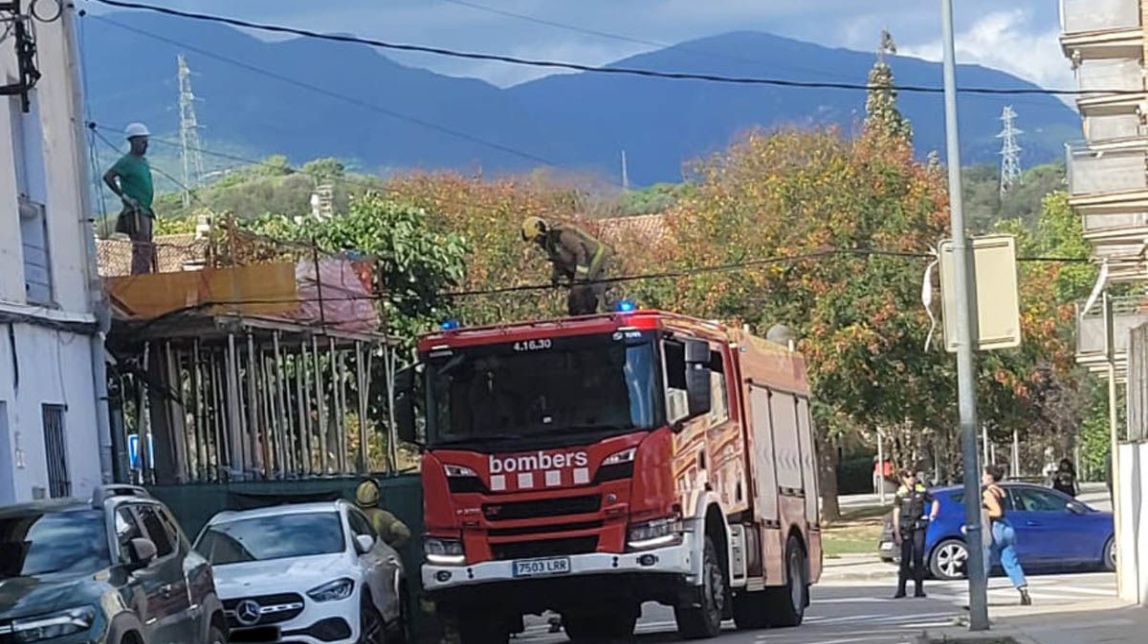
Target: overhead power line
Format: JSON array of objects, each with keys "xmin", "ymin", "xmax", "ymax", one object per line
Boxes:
[
  {"xmin": 438, "ymin": 0, "xmax": 857, "ymax": 85},
  {"xmin": 91, "ymin": 0, "xmax": 1117, "ymax": 97},
  {"xmin": 85, "ymin": 13, "xmax": 560, "ymax": 168}
]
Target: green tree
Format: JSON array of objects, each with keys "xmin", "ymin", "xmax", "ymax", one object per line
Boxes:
[
  {"xmin": 865, "ymin": 31, "xmax": 913, "ymax": 142},
  {"xmin": 245, "ymin": 193, "xmax": 468, "ymax": 346}
]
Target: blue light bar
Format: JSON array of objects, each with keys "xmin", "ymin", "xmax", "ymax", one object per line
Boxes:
[
  {"xmin": 615, "ymin": 300, "xmax": 637, "ymax": 313},
  {"xmin": 440, "ymin": 319, "xmax": 461, "ymax": 330}
]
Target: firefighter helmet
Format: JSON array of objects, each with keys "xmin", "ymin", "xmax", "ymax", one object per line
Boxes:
[{"xmin": 521, "ymin": 216, "xmax": 548, "ymax": 242}]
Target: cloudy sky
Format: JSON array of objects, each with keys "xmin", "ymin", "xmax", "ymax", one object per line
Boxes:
[{"xmin": 97, "ymin": 0, "xmax": 1072, "ymax": 89}]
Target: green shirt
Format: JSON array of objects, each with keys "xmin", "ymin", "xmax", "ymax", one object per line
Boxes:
[{"xmin": 111, "ymin": 154, "xmax": 154, "ymax": 213}]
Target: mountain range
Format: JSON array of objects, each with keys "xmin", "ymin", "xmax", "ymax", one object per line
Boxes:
[{"xmin": 83, "ymin": 12, "xmax": 1081, "ymax": 186}]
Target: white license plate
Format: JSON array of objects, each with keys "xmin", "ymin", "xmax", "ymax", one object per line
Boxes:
[
  {"xmin": 880, "ymin": 542, "xmax": 894, "ymax": 551},
  {"xmin": 512, "ymin": 557, "xmax": 571, "ymax": 578}
]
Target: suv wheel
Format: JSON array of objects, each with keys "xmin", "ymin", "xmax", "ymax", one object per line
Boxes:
[
  {"xmin": 360, "ymin": 596, "xmax": 386, "ymax": 643},
  {"xmin": 208, "ymin": 625, "xmax": 226, "ymax": 644}
]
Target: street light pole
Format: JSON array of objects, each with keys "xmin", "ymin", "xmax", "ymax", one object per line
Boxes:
[{"xmin": 940, "ymin": 0, "xmax": 989, "ymax": 630}]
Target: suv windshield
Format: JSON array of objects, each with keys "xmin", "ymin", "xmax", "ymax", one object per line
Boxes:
[
  {"xmin": 425, "ymin": 331, "xmax": 661, "ymax": 446},
  {"xmin": 195, "ymin": 512, "xmax": 344, "ymax": 564},
  {"xmin": 0, "ymin": 509, "xmax": 110, "ymax": 578}
]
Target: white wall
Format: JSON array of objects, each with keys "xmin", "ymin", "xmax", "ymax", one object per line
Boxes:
[
  {"xmin": 0, "ymin": 7, "xmax": 103, "ymax": 505},
  {"xmin": 0, "ymin": 323, "xmax": 100, "ymax": 503}
]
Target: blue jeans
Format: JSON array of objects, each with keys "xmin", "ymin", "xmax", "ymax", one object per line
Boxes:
[{"xmin": 984, "ymin": 519, "xmax": 1027, "ymax": 589}]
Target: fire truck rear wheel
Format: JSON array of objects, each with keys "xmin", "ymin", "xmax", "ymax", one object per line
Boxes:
[
  {"xmin": 763, "ymin": 535, "xmax": 807, "ymax": 628},
  {"xmin": 561, "ymin": 608, "xmax": 637, "ymax": 642},
  {"xmin": 675, "ymin": 536, "xmax": 726, "ymax": 639}
]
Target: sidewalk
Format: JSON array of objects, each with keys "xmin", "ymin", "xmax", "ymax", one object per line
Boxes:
[
  {"xmin": 921, "ymin": 597, "xmax": 1141, "ymax": 643},
  {"xmin": 822, "ymin": 553, "xmax": 896, "ymax": 581}
]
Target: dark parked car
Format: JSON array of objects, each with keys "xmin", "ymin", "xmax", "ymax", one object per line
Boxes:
[
  {"xmin": 0, "ymin": 485, "xmax": 226, "ymax": 643},
  {"xmin": 877, "ymin": 483, "xmax": 1115, "ymax": 580}
]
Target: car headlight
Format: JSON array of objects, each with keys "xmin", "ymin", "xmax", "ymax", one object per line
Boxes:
[
  {"xmin": 11, "ymin": 606, "xmax": 97, "ymax": 642},
  {"xmin": 627, "ymin": 517, "xmax": 683, "ymax": 550},
  {"xmin": 424, "ymin": 537, "xmax": 465, "ymax": 565},
  {"xmin": 306, "ymin": 578, "xmax": 355, "ymax": 602}
]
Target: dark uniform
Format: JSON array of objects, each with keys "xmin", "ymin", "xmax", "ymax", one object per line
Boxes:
[
  {"xmin": 542, "ymin": 225, "xmax": 610, "ymax": 316},
  {"xmin": 895, "ymin": 482, "xmax": 934, "ymax": 597}
]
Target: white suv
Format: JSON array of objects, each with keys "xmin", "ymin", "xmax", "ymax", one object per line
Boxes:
[{"xmin": 194, "ymin": 500, "xmax": 407, "ymax": 643}]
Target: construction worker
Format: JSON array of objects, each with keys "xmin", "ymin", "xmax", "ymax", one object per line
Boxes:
[
  {"xmin": 354, "ymin": 478, "xmax": 411, "ymax": 549},
  {"xmin": 103, "ymin": 123, "xmax": 155, "ymax": 275},
  {"xmin": 521, "ymin": 217, "xmax": 610, "ymax": 316},
  {"xmin": 892, "ymin": 469, "xmax": 939, "ymax": 599}
]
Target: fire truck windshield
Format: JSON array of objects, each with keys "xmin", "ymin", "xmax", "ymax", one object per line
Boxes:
[{"xmin": 425, "ymin": 331, "xmax": 662, "ymax": 447}]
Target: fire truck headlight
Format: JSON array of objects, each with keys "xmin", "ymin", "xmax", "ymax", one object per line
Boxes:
[
  {"xmin": 601, "ymin": 448, "xmax": 637, "ymax": 466},
  {"xmin": 424, "ymin": 538, "xmax": 466, "ymax": 565},
  {"xmin": 444, "ymin": 464, "xmax": 478, "ymax": 478},
  {"xmin": 627, "ymin": 517, "xmax": 683, "ymax": 550}
]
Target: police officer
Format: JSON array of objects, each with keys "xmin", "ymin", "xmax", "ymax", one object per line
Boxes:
[
  {"xmin": 354, "ymin": 478, "xmax": 411, "ymax": 549},
  {"xmin": 892, "ymin": 469, "xmax": 939, "ymax": 599}
]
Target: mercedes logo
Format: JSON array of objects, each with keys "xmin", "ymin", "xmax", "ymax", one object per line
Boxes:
[{"xmin": 236, "ymin": 600, "xmax": 261, "ymax": 626}]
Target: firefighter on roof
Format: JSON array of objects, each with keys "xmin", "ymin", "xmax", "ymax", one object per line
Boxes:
[{"xmin": 521, "ymin": 217, "xmax": 611, "ymax": 316}]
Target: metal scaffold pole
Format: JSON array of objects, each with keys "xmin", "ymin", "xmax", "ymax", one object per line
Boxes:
[{"xmin": 940, "ymin": 0, "xmax": 989, "ymax": 630}]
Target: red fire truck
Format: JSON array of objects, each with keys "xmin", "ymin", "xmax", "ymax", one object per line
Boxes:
[{"xmin": 395, "ymin": 308, "xmax": 822, "ymax": 642}]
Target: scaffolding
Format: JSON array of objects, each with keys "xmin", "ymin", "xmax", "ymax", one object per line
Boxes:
[{"xmin": 102, "ymin": 223, "xmax": 403, "ymax": 484}]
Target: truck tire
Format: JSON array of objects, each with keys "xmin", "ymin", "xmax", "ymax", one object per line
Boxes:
[
  {"xmin": 675, "ymin": 536, "xmax": 726, "ymax": 640},
  {"xmin": 763, "ymin": 535, "xmax": 807, "ymax": 628},
  {"xmin": 562, "ymin": 609, "xmax": 637, "ymax": 642},
  {"xmin": 455, "ymin": 614, "xmax": 508, "ymax": 644},
  {"xmin": 731, "ymin": 590, "xmax": 769, "ymax": 630}
]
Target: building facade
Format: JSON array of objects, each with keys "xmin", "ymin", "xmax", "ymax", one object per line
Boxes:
[
  {"xmin": 1062, "ymin": 0, "xmax": 1148, "ymax": 375},
  {"xmin": 0, "ymin": 5, "xmax": 110, "ymax": 504}
]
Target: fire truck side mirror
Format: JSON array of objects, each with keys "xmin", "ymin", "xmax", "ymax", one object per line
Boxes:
[
  {"xmin": 684, "ymin": 340, "xmax": 712, "ymax": 418},
  {"xmin": 395, "ymin": 366, "xmax": 418, "ymax": 444}
]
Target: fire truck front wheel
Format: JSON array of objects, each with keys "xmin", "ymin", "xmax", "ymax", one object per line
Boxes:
[
  {"xmin": 562, "ymin": 606, "xmax": 638, "ymax": 642},
  {"xmin": 674, "ymin": 536, "xmax": 726, "ymax": 640}
]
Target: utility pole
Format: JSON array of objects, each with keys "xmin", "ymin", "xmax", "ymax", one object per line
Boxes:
[
  {"xmin": 178, "ymin": 54, "xmax": 205, "ymax": 207},
  {"xmin": 997, "ymin": 106, "xmax": 1022, "ymax": 198},
  {"xmin": 941, "ymin": 0, "xmax": 989, "ymax": 630},
  {"xmin": 1105, "ymin": 292, "xmax": 1125, "ymax": 599}
]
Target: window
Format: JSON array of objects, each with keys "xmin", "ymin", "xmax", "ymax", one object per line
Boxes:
[
  {"xmin": 137, "ymin": 505, "xmax": 176, "ymax": 558},
  {"xmin": 347, "ymin": 509, "xmax": 376, "ymax": 539},
  {"xmin": 115, "ymin": 507, "xmax": 145, "ymax": 564},
  {"xmin": 10, "ymin": 95, "xmax": 52, "ymax": 305},
  {"xmin": 0, "ymin": 509, "xmax": 110, "ymax": 577},
  {"xmin": 158, "ymin": 507, "xmax": 188, "ymax": 551},
  {"xmin": 663, "ymin": 340, "xmax": 687, "ymax": 391},
  {"xmin": 41, "ymin": 405, "xmax": 68, "ymax": 498},
  {"xmin": 708, "ymin": 350, "xmax": 729, "ymax": 424},
  {"xmin": 1014, "ymin": 488, "xmax": 1069, "ymax": 513},
  {"xmin": 195, "ymin": 512, "xmax": 346, "ymax": 565}
]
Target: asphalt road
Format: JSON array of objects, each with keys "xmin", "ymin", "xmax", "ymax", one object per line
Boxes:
[{"xmin": 516, "ymin": 570, "xmax": 1117, "ymax": 643}]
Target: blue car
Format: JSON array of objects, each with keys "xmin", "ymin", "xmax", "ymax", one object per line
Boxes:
[{"xmin": 878, "ymin": 482, "xmax": 1115, "ymax": 580}]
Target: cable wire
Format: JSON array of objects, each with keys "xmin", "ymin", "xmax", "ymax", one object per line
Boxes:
[
  {"xmin": 90, "ymin": 0, "xmax": 1118, "ymax": 97},
  {"xmin": 87, "ymin": 12, "xmax": 563, "ymax": 168}
]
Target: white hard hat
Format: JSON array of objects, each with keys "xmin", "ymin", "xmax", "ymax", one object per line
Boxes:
[{"xmin": 124, "ymin": 122, "xmax": 150, "ymax": 139}]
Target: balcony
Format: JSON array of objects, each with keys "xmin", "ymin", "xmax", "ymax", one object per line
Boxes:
[
  {"xmin": 1062, "ymin": 0, "xmax": 1143, "ymax": 62},
  {"xmin": 1076, "ymin": 57, "xmax": 1144, "ymax": 97},
  {"xmin": 1076, "ymin": 295, "xmax": 1148, "ymax": 361},
  {"xmin": 1084, "ymin": 210, "xmax": 1148, "ymax": 234},
  {"xmin": 1062, "ymin": 0, "xmax": 1140, "ymax": 37},
  {"xmin": 1084, "ymin": 113, "xmax": 1144, "ymax": 142},
  {"xmin": 1068, "ymin": 141, "xmax": 1148, "ymax": 198}
]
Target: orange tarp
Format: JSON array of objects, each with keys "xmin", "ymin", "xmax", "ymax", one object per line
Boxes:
[{"xmin": 106, "ymin": 263, "xmax": 297, "ymax": 319}]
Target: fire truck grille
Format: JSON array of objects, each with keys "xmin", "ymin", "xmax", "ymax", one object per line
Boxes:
[
  {"xmin": 491, "ymin": 536, "xmax": 599, "ymax": 560},
  {"xmin": 483, "ymin": 495, "xmax": 601, "ymax": 521}
]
